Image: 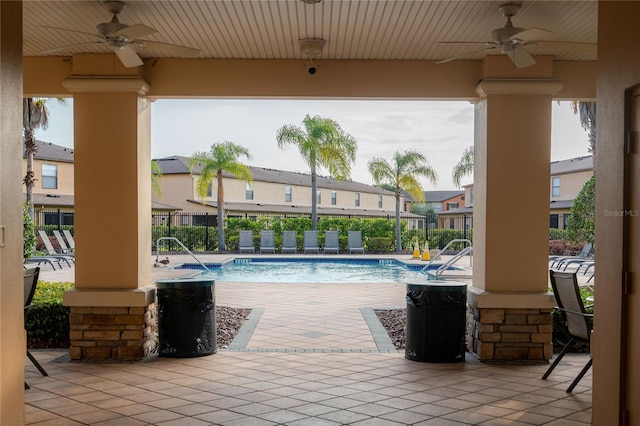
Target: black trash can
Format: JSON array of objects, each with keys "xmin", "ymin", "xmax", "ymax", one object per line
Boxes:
[
  {"xmin": 156, "ymin": 278, "xmax": 217, "ymax": 358},
  {"xmin": 405, "ymin": 281, "xmax": 467, "ymax": 362}
]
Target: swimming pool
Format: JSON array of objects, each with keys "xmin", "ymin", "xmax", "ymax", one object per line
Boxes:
[{"xmin": 176, "ymin": 258, "xmax": 447, "ymax": 283}]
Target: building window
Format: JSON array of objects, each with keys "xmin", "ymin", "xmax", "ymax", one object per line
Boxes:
[
  {"xmin": 42, "ymin": 164, "xmax": 58, "ymax": 189},
  {"xmin": 446, "ymin": 202, "xmax": 459, "ymax": 210},
  {"xmin": 450, "ymin": 218, "xmax": 455, "ymax": 229},
  {"xmin": 331, "ymin": 191, "xmax": 337, "ymax": 205},
  {"xmin": 206, "ymin": 182, "xmax": 213, "ymax": 198},
  {"xmin": 470, "ymin": 188, "xmax": 474, "ymax": 204},
  {"xmin": 433, "ymin": 204, "xmax": 442, "ymax": 213},
  {"xmin": 550, "ymin": 214, "xmax": 559, "ymax": 229},
  {"xmin": 245, "ymin": 182, "xmax": 254, "ymax": 200},
  {"xmin": 378, "ymin": 195, "xmax": 383, "ymax": 208},
  {"xmin": 552, "ymin": 177, "xmax": 561, "ymax": 197},
  {"xmin": 355, "ymin": 193, "xmax": 360, "ymax": 207},
  {"xmin": 316, "ymin": 190, "xmax": 322, "ymax": 204},
  {"xmin": 563, "ymin": 213, "xmax": 571, "ymax": 230},
  {"xmin": 285, "ymin": 186, "xmax": 292, "ymax": 202}
]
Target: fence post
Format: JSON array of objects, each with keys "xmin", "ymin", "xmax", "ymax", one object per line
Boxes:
[
  {"xmin": 463, "ymin": 214, "xmax": 467, "ymax": 240},
  {"xmin": 167, "ymin": 212, "xmax": 172, "ymax": 251},
  {"xmin": 57, "ymin": 209, "xmax": 62, "ymax": 231},
  {"xmin": 205, "ymin": 212, "xmax": 210, "ymax": 251}
]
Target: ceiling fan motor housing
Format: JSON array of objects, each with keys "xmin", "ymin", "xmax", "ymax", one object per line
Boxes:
[{"xmin": 97, "ymin": 22, "xmax": 128, "ymax": 38}]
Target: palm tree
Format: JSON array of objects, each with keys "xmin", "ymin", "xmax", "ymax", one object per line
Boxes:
[
  {"xmin": 151, "ymin": 160, "xmax": 163, "ymax": 198},
  {"xmin": 23, "ymin": 98, "xmax": 65, "ymax": 219},
  {"xmin": 571, "ymin": 101, "xmax": 596, "ymax": 172},
  {"xmin": 276, "ymin": 114, "xmax": 357, "ymax": 230},
  {"xmin": 368, "ymin": 150, "xmax": 438, "ymax": 252},
  {"xmin": 452, "ymin": 146, "xmax": 474, "ymax": 188},
  {"xmin": 189, "ymin": 142, "xmax": 253, "ymax": 251}
]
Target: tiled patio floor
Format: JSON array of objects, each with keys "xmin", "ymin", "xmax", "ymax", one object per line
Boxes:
[{"xmin": 25, "ymin": 256, "xmax": 592, "ymax": 425}]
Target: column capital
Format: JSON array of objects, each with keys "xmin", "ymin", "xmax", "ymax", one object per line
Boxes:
[
  {"xmin": 62, "ymin": 76, "xmax": 149, "ymax": 95},
  {"xmin": 476, "ymin": 78, "xmax": 563, "ymax": 97}
]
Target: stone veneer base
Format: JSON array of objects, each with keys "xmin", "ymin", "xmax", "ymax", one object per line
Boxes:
[
  {"xmin": 69, "ymin": 303, "xmax": 157, "ymax": 361},
  {"xmin": 467, "ymin": 305, "xmax": 553, "ymax": 363}
]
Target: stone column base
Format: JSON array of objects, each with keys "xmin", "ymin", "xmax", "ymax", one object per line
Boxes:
[
  {"xmin": 64, "ymin": 286, "xmax": 157, "ymax": 361},
  {"xmin": 467, "ymin": 287, "xmax": 555, "ymax": 363}
]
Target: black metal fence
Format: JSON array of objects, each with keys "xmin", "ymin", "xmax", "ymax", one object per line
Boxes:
[{"xmin": 36, "ymin": 208, "xmax": 475, "ymax": 253}]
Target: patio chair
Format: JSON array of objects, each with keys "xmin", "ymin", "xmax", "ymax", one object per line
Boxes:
[
  {"xmin": 550, "ymin": 243, "xmax": 593, "ymax": 269},
  {"xmin": 323, "ymin": 230, "xmax": 339, "ymax": 254},
  {"xmin": 281, "ymin": 231, "xmax": 297, "ymax": 254},
  {"xmin": 63, "ymin": 230, "xmax": 76, "ymax": 251},
  {"xmin": 24, "ymin": 267, "xmax": 48, "ymax": 389},
  {"xmin": 238, "ymin": 230, "xmax": 255, "ymax": 253},
  {"xmin": 347, "ymin": 230, "xmax": 365, "ymax": 254},
  {"xmin": 542, "ymin": 270, "xmax": 593, "ymax": 393},
  {"xmin": 259, "ymin": 230, "xmax": 276, "ymax": 254},
  {"xmin": 303, "ymin": 231, "xmax": 320, "ymax": 254},
  {"xmin": 53, "ymin": 230, "xmax": 73, "ymax": 254},
  {"xmin": 37, "ymin": 231, "xmax": 74, "ymax": 266}
]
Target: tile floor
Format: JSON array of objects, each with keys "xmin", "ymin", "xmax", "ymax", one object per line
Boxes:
[{"xmin": 24, "ymin": 255, "xmax": 592, "ymax": 425}]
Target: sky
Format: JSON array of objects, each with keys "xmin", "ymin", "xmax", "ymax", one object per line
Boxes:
[{"xmin": 36, "ymin": 99, "xmax": 590, "ymax": 190}]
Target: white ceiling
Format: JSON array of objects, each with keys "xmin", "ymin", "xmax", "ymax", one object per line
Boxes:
[{"xmin": 23, "ymin": 1, "xmax": 597, "ymax": 63}]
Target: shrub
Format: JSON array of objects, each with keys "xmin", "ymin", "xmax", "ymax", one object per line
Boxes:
[
  {"xmin": 24, "ymin": 203, "xmax": 36, "ymax": 259},
  {"xmin": 366, "ymin": 237, "xmax": 393, "ymax": 253},
  {"xmin": 26, "ymin": 281, "xmax": 74, "ymax": 348}
]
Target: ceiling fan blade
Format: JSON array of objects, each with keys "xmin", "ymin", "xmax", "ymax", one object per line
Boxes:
[
  {"xmin": 510, "ymin": 46, "xmax": 536, "ymax": 68},
  {"xmin": 510, "ymin": 28, "xmax": 552, "ymax": 42},
  {"xmin": 436, "ymin": 46, "xmax": 496, "ymax": 64},
  {"xmin": 41, "ymin": 26, "xmax": 104, "ymax": 40},
  {"xmin": 534, "ymin": 41, "xmax": 597, "ymax": 54},
  {"xmin": 115, "ymin": 46, "xmax": 144, "ymax": 68},
  {"xmin": 117, "ymin": 24, "xmax": 157, "ymax": 40},
  {"xmin": 137, "ymin": 40, "xmax": 201, "ymax": 58},
  {"xmin": 42, "ymin": 41, "xmax": 105, "ymax": 54}
]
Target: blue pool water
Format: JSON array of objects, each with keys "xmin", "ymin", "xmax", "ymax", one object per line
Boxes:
[{"xmin": 176, "ymin": 258, "xmax": 444, "ymax": 283}]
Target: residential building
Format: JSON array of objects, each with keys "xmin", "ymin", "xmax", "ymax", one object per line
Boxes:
[
  {"xmin": 439, "ymin": 155, "xmax": 594, "ymax": 230},
  {"xmin": 22, "ymin": 140, "xmax": 75, "ymax": 226},
  {"xmin": 153, "ymin": 155, "xmax": 423, "ymax": 225},
  {"xmin": 23, "ymin": 140, "xmax": 179, "ymax": 226}
]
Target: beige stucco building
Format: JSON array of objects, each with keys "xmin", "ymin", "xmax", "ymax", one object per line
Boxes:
[
  {"xmin": 1, "ymin": 2, "xmax": 639, "ymax": 424},
  {"xmin": 154, "ymin": 155, "xmax": 404, "ymax": 219},
  {"xmin": 441, "ymin": 155, "xmax": 594, "ymax": 231}
]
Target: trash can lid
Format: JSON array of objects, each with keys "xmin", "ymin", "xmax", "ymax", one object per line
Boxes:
[
  {"xmin": 156, "ymin": 278, "xmax": 215, "ymax": 289},
  {"xmin": 406, "ymin": 281, "xmax": 466, "ymax": 292}
]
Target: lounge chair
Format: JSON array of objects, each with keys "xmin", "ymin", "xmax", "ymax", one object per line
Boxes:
[
  {"xmin": 259, "ymin": 230, "xmax": 276, "ymax": 254},
  {"xmin": 24, "ymin": 255, "xmax": 61, "ymax": 270},
  {"xmin": 323, "ymin": 230, "xmax": 339, "ymax": 254},
  {"xmin": 303, "ymin": 231, "xmax": 320, "ymax": 254},
  {"xmin": 550, "ymin": 243, "xmax": 593, "ymax": 268},
  {"xmin": 347, "ymin": 230, "xmax": 365, "ymax": 254},
  {"xmin": 53, "ymin": 230, "xmax": 73, "ymax": 254},
  {"xmin": 238, "ymin": 230, "xmax": 255, "ymax": 253},
  {"xmin": 542, "ymin": 270, "xmax": 593, "ymax": 393},
  {"xmin": 281, "ymin": 231, "xmax": 297, "ymax": 254},
  {"xmin": 24, "ymin": 267, "xmax": 48, "ymax": 389},
  {"xmin": 36, "ymin": 231, "xmax": 73, "ymax": 266},
  {"xmin": 62, "ymin": 230, "xmax": 76, "ymax": 252}
]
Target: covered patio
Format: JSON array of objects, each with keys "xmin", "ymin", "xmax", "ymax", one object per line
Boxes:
[{"xmin": 1, "ymin": 1, "xmax": 639, "ymax": 424}]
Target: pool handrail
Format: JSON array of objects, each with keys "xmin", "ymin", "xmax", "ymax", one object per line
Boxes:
[
  {"xmin": 155, "ymin": 237, "xmax": 212, "ymax": 274},
  {"xmin": 420, "ymin": 239, "xmax": 473, "ymax": 278}
]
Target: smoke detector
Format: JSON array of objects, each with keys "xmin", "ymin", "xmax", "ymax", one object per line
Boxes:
[{"xmin": 299, "ymin": 38, "xmax": 326, "ymax": 58}]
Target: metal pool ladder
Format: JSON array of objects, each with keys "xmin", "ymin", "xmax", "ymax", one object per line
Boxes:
[
  {"xmin": 420, "ymin": 239, "xmax": 473, "ymax": 280},
  {"xmin": 155, "ymin": 237, "xmax": 212, "ymax": 273}
]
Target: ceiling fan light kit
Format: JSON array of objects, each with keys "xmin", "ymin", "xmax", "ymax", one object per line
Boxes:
[
  {"xmin": 299, "ymin": 38, "xmax": 326, "ymax": 75},
  {"xmin": 437, "ymin": 2, "xmax": 596, "ymax": 69},
  {"xmin": 41, "ymin": 0, "xmax": 201, "ymax": 68}
]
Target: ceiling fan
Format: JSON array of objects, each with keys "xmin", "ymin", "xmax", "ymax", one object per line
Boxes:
[
  {"xmin": 437, "ymin": 2, "xmax": 597, "ymax": 69},
  {"xmin": 41, "ymin": 0, "xmax": 201, "ymax": 68}
]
